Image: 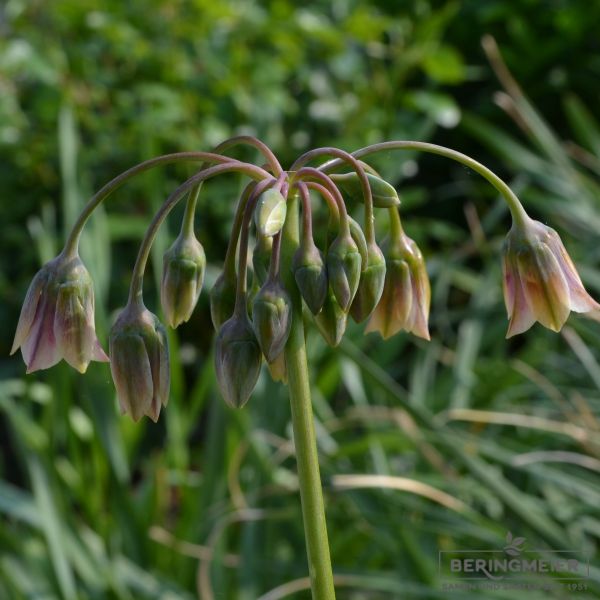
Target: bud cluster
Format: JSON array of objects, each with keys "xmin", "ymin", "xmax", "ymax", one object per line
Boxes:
[{"xmin": 13, "ymin": 139, "xmax": 600, "ymax": 422}]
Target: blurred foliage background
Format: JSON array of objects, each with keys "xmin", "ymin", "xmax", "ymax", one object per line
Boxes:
[{"xmin": 2, "ymin": 0, "xmax": 600, "ymax": 598}]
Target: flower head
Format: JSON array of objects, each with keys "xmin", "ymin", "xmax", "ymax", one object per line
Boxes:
[
  {"xmin": 11, "ymin": 253, "xmax": 108, "ymax": 373},
  {"xmin": 109, "ymin": 302, "xmax": 170, "ymax": 422},
  {"xmin": 161, "ymin": 232, "xmax": 206, "ymax": 328},
  {"xmin": 365, "ymin": 232, "xmax": 430, "ymax": 340},
  {"xmin": 503, "ymin": 218, "xmax": 600, "ymax": 337}
]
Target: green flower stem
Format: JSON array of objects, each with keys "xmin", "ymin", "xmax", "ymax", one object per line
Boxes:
[
  {"xmin": 180, "ymin": 184, "xmax": 202, "ymax": 237},
  {"xmin": 128, "ymin": 161, "xmax": 269, "ymax": 305},
  {"xmin": 388, "ymin": 206, "xmax": 404, "ymax": 239},
  {"xmin": 233, "ymin": 176, "xmax": 279, "ymax": 315},
  {"xmin": 62, "ymin": 151, "xmax": 243, "ymax": 258},
  {"xmin": 282, "ymin": 192, "xmax": 336, "ymax": 600},
  {"xmin": 179, "ymin": 136, "xmax": 284, "ymax": 243},
  {"xmin": 223, "ymin": 181, "xmax": 257, "ymax": 278},
  {"xmin": 296, "ymin": 182, "xmax": 315, "ymax": 245},
  {"xmin": 319, "ymin": 140, "xmax": 530, "ymax": 227},
  {"xmin": 291, "ymin": 147, "xmax": 375, "ymax": 244},
  {"xmin": 293, "ymin": 167, "xmax": 350, "ymax": 236},
  {"xmin": 214, "ymin": 135, "xmax": 283, "ymax": 176}
]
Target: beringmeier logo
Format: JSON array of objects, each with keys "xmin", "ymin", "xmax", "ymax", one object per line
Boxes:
[{"xmin": 439, "ymin": 532, "xmax": 589, "ymax": 593}]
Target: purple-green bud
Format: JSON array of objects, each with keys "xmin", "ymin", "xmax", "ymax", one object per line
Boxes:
[
  {"xmin": 252, "ymin": 233, "xmax": 273, "ymax": 287},
  {"xmin": 215, "ymin": 313, "xmax": 262, "ymax": 408},
  {"xmin": 251, "ymin": 279, "xmax": 292, "ymax": 363},
  {"xmin": 292, "ymin": 241, "xmax": 328, "ymax": 315},
  {"xmin": 11, "ymin": 252, "xmax": 109, "ymax": 374},
  {"xmin": 161, "ymin": 233, "xmax": 206, "ymax": 328},
  {"xmin": 330, "ymin": 172, "xmax": 401, "ymax": 208},
  {"xmin": 326, "ymin": 233, "xmax": 362, "ymax": 311},
  {"xmin": 254, "ymin": 189, "xmax": 287, "ymax": 237},
  {"xmin": 350, "ymin": 242, "xmax": 387, "ymax": 323},
  {"xmin": 210, "ymin": 271, "xmax": 237, "ymax": 330},
  {"xmin": 314, "ymin": 288, "xmax": 348, "ymax": 347},
  {"xmin": 109, "ymin": 303, "xmax": 170, "ymax": 422}
]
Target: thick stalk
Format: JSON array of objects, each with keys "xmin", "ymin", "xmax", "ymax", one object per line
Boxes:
[{"xmin": 282, "ymin": 194, "xmax": 336, "ymax": 600}]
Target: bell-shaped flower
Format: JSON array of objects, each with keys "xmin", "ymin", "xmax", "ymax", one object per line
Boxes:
[
  {"xmin": 109, "ymin": 302, "xmax": 170, "ymax": 422},
  {"xmin": 292, "ymin": 240, "xmax": 328, "ymax": 315},
  {"xmin": 314, "ymin": 288, "xmax": 348, "ymax": 347},
  {"xmin": 326, "ymin": 233, "xmax": 362, "ymax": 312},
  {"xmin": 215, "ymin": 310, "xmax": 262, "ymax": 408},
  {"xmin": 252, "ymin": 278, "xmax": 292, "ymax": 363},
  {"xmin": 366, "ymin": 232, "xmax": 430, "ymax": 340},
  {"xmin": 350, "ymin": 242, "xmax": 386, "ymax": 323},
  {"xmin": 11, "ymin": 252, "xmax": 108, "ymax": 373},
  {"xmin": 210, "ymin": 270, "xmax": 237, "ymax": 330},
  {"xmin": 161, "ymin": 232, "xmax": 206, "ymax": 328},
  {"xmin": 503, "ymin": 217, "xmax": 600, "ymax": 337}
]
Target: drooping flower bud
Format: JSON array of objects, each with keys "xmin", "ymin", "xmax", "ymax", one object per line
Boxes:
[
  {"xmin": 215, "ymin": 312, "xmax": 262, "ymax": 408},
  {"xmin": 326, "ymin": 216, "xmax": 367, "ymax": 266},
  {"xmin": 109, "ymin": 303, "xmax": 170, "ymax": 422},
  {"xmin": 330, "ymin": 172, "xmax": 401, "ymax": 208},
  {"xmin": 366, "ymin": 233, "xmax": 430, "ymax": 340},
  {"xmin": 350, "ymin": 242, "xmax": 386, "ymax": 323},
  {"xmin": 252, "ymin": 233, "xmax": 273, "ymax": 287},
  {"xmin": 326, "ymin": 233, "xmax": 362, "ymax": 312},
  {"xmin": 252, "ymin": 279, "xmax": 292, "ymax": 362},
  {"xmin": 292, "ymin": 241, "xmax": 328, "ymax": 315},
  {"xmin": 502, "ymin": 217, "xmax": 600, "ymax": 337},
  {"xmin": 254, "ymin": 189, "xmax": 287, "ymax": 237},
  {"xmin": 161, "ymin": 232, "xmax": 206, "ymax": 328},
  {"xmin": 314, "ymin": 288, "xmax": 348, "ymax": 347},
  {"xmin": 11, "ymin": 252, "xmax": 109, "ymax": 373},
  {"xmin": 210, "ymin": 270, "xmax": 237, "ymax": 330}
]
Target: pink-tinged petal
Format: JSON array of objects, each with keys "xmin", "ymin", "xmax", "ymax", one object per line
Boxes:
[
  {"xmin": 92, "ymin": 340, "xmax": 109, "ymax": 362},
  {"xmin": 506, "ymin": 275, "xmax": 536, "ymax": 338},
  {"xmin": 365, "ymin": 260, "xmax": 412, "ymax": 339},
  {"xmin": 406, "ymin": 257, "xmax": 431, "ymax": 340},
  {"xmin": 502, "ymin": 254, "xmax": 518, "ymax": 318},
  {"xmin": 54, "ymin": 284, "xmax": 94, "ymax": 373},
  {"xmin": 517, "ymin": 245, "xmax": 570, "ymax": 332},
  {"xmin": 110, "ymin": 333, "xmax": 153, "ymax": 422},
  {"xmin": 11, "ymin": 268, "xmax": 49, "ymax": 355},
  {"xmin": 21, "ymin": 294, "xmax": 61, "ymax": 373}
]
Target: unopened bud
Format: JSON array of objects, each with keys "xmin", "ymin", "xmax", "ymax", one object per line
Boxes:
[
  {"xmin": 210, "ymin": 271, "xmax": 237, "ymax": 330},
  {"xmin": 255, "ymin": 189, "xmax": 287, "ymax": 237},
  {"xmin": 314, "ymin": 289, "xmax": 348, "ymax": 347},
  {"xmin": 109, "ymin": 303, "xmax": 170, "ymax": 422},
  {"xmin": 350, "ymin": 242, "xmax": 386, "ymax": 323},
  {"xmin": 292, "ymin": 241, "xmax": 328, "ymax": 315},
  {"xmin": 349, "ymin": 217, "xmax": 368, "ymax": 269},
  {"xmin": 326, "ymin": 233, "xmax": 362, "ymax": 311},
  {"xmin": 330, "ymin": 172, "xmax": 400, "ymax": 208},
  {"xmin": 215, "ymin": 313, "xmax": 262, "ymax": 408},
  {"xmin": 252, "ymin": 279, "xmax": 292, "ymax": 363},
  {"xmin": 161, "ymin": 233, "xmax": 206, "ymax": 328},
  {"xmin": 252, "ymin": 233, "xmax": 273, "ymax": 287}
]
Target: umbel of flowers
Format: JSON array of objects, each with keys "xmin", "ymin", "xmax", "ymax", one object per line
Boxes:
[{"xmin": 11, "ymin": 137, "xmax": 600, "ymax": 600}]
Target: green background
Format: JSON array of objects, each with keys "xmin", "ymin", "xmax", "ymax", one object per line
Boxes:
[{"xmin": 1, "ymin": 1, "xmax": 600, "ymax": 598}]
